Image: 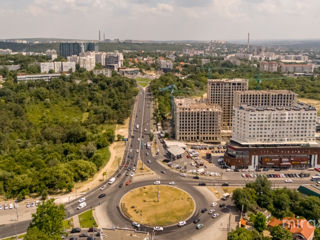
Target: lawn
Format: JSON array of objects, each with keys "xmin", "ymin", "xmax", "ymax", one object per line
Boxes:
[
  {"xmin": 121, "ymin": 185, "xmax": 195, "ymax": 226},
  {"xmin": 79, "ymin": 209, "xmax": 98, "ymax": 228},
  {"xmin": 2, "ymin": 234, "xmax": 26, "ymax": 240},
  {"xmin": 136, "ymin": 78, "xmax": 152, "ymax": 87},
  {"xmin": 63, "ymin": 218, "xmax": 73, "ymax": 230}
]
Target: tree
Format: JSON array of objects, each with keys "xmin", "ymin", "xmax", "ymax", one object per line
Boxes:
[
  {"xmin": 228, "ymin": 228, "xmax": 254, "ymax": 240},
  {"xmin": 253, "ymin": 212, "xmax": 266, "ymax": 232},
  {"xmin": 26, "ymin": 199, "xmax": 65, "ymax": 239},
  {"xmin": 314, "ymin": 228, "xmax": 320, "ymax": 240},
  {"xmin": 232, "ymin": 188, "xmax": 257, "ymax": 212},
  {"xmin": 270, "ymin": 226, "xmax": 292, "ymax": 240}
]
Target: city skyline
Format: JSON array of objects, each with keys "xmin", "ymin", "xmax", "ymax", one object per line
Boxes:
[{"xmin": 1, "ymin": 0, "xmax": 320, "ymax": 41}]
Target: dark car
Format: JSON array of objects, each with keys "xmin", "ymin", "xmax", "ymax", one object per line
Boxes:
[
  {"xmin": 69, "ymin": 238, "xmax": 78, "ymax": 240},
  {"xmin": 117, "ymin": 173, "xmax": 122, "ymax": 178},
  {"xmin": 79, "ymin": 233, "xmax": 90, "ymax": 238},
  {"xmin": 98, "ymin": 193, "xmax": 106, "ymax": 198},
  {"xmin": 193, "ymin": 176, "xmax": 200, "ymax": 179},
  {"xmin": 88, "ymin": 227, "xmax": 98, "ymax": 232},
  {"xmin": 119, "ymin": 183, "xmax": 123, "ymax": 188},
  {"xmin": 222, "ymin": 182, "xmax": 229, "ymax": 186},
  {"xmin": 193, "ymin": 218, "xmax": 200, "ymax": 224},
  {"xmin": 198, "ymin": 182, "xmax": 206, "ymax": 186},
  {"xmin": 201, "ymin": 208, "xmax": 207, "ymax": 213},
  {"xmin": 219, "ymin": 203, "xmax": 226, "ymax": 208},
  {"xmin": 71, "ymin": 228, "xmax": 81, "ymax": 233}
]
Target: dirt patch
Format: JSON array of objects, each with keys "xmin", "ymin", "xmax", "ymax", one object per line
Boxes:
[
  {"xmin": 299, "ymin": 98, "xmax": 320, "ymax": 115},
  {"xmin": 207, "ymin": 187, "xmax": 222, "ymax": 199}
]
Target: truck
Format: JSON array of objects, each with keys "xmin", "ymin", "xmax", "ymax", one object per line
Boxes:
[{"xmin": 108, "ymin": 177, "xmax": 116, "ymax": 185}]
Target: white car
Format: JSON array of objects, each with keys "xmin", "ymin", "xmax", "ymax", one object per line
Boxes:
[
  {"xmin": 211, "ymin": 202, "xmax": 217, "ymax": 207},
  {"xmin": 26, "ymin": 203, "xmax": 30, "ymax": 208},
  {"xmin": 208, "ymin": 209, "xmax": 215, "ymax": 214},
  {"xmin": 212, "ymin": 213, "xmax": 219, "ymax": 218},
  {"xmin": 0, "ymin": 204, "xmax": 2, "ymax": 210},
  {"xmin": 35, "ymin": 200, "xmax": 40, "ymax": 206},
  {"xmin": 132, "ymin": 222, "xmax": 141, "ymax": 228},
  {"xmin": 153, "ymin": 181, "xmax": 161, "ymax": 185},
  {"xmin": 79, "ymin": 197, "xmax": 86, "ymax": 203},
  {"xmin": 178, "ymin": 221, "xmax": 186, "ymax": 227},
  {"xmin": 130, "ymin": 173, "xmax": 135, "ymax": 177},
  {"xmin": 285, "ymin": 179, "xmax": 293, "ymax": 183},
  {"xmin": 100, "ymin": 184, "xmax": 106, "ymax": 191},
  {"xmin": 77, "ymin": 202, "xmax": 87, "ymax": 210},
  {"xmin": 153, "ymin": 226, "xmax": 163, "ymax": 231},
  {"xmin": 108, "ymin": 177, "xmax": 116, "ymax": 185},
  {"xmin": 169, "ymin": 181, "xmax": 175, "ymax": 185},
  {"xmin": 9, "ymin": 203, "xmax": 13, "ymax": 209},
  {"xmin": 180, "ymin": 173, "xmax": 186, "ymax": 177},
  {"xmin": 136, "ymin": 149, "xmax": 139, "ymax": 153},
  {"xmin": 30, "ymin": 202, "xmax": 35, "ymax": 207}
]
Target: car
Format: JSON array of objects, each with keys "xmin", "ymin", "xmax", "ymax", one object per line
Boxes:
[
  {"xmin": 196, "ymin": 223, "xmax": 204, "ymax": 230},
  {"xmin": 130, "ymin": 173, "xmax": 135, "ymax": 177},
  {"xmin": 71, "ymin": 228, "xmax": 81, "ymax": 233},
  {"xmin": 146, "ymin": 152, "xmax": 149, "ymax": 156},
  {"xmin": 77, "ymin": 202, "xmax": 86, "ymax": 210},
  {"xmin": 198, "ymin": 182, "xmax": 206, "ymax": 186},
  {"xmin": 119, "ymin": 183, "xmax": 123, "ymax": 188},
  {"xmin": 180, "ymin": 173, "xmax": 187, "ymax": 177},
  {"xmin": 99, "ymin": 184, "xmax": 106, "ymax": 191},
  {"xmin": 30, "ymin": 202, "xmax": 35, "ymax": 208},
  {"xmin": 222, "ymin": 182, "xmax": 229, "ymax": 186},
  {"xmin": 79, "ymin": 197, "xmax": 86, "ymax": 203},
  {"xmin": 193, "ymin": 176, "xmax": 200, "ymax": 179},
  {"xmin": 126, "ymin": 171, "xmax": 130, "ymax": 176},
  {"xmin": 154, "ymin": 180, "xmax": 161, "ymax": 185},
  {"xmin": 219, "ymin": 203, "xmax": 226, "ymax": 208},
  {"xmin": 117, "ymin": 173, "xmax": 122, "ymax": 178},
  {"xmin": 193, "ymin": 218, "xmax": 200, "ymax": 224},
  {"xmin": 98, "ymin": 193, "xmax": 106, "ymax": 198},
  {"xmin": 108, "ymin": 177, "xmax": 116, "ymax": 185},
  {"xmin": 169, "ymin": 181, "xmax": 175, "ymax": 185},
  {"xmin": 4, "ymin": 204, "xmax": 8, "ymax": 210},
  {"xmin": 88, "ymin": 227, "xmax": 98, "ymax": 232},
  {"xmin": 212, "ymin": 213, "xmax": 219, "ymax": 218},
  {"xmin": 153, "ymin": 226, "xmax": 163, "ymax": 231},
  {"xmin": 26, "ymin": 203, "xmax": 30, "ymax": 208},
  {"xmin": 147, "ymin": 160, "xmax": 151, "ymax": 164},
  {"xmin": 201, "ymin": 208, "xmax": 207, "ymax": 213},
  {"xmin": 132, "ymin": 222, "xmax": 141, "ymax": 228},
  {"xmin": 178, "ymin": 221, "xmax": 186, "ymax": 227},
  {"xmin": 126, "ymin": 180, "xmax": 131, "ymax": 186},
  {"xmin": 211, "ymin": 202, "xmax": 217, "ymax": 207},
  {"xmin": 136, "ymin": 149, "xmax": 139, "ymax": 153},
  {"xmin": 161, "ymin": 170, "xmax": 166, "ymax": 174},
  {"xmin": 285, "ymin": 179, "xmax": 293, "ymax": 183},
  {"xmin": 208, "ymin": 209, "xmax": 215, "ymax": 214},
  {"xmin": 35, "ymin": 200, "xmax": 40, "ymax": 206},
  {"xmin": 0, "ymin": 204, "xmax": 2, "ymax": 210}
]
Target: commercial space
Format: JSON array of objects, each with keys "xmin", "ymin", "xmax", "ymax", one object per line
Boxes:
[{"xmin": 224, "ymin": 141, "xmax": 320, "ymax": 169}]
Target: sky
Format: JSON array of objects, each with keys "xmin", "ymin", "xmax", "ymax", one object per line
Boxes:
[{"xmin": 0, "ymin": 0, "xmax": 319, "ymax": 41}]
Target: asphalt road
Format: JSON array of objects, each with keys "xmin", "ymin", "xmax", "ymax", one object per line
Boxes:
[{"xmin": 0, "ymin": 86, "xmax": 315, "ymax": 239}]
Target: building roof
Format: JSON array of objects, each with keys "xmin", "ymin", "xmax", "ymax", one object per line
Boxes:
[
  {"xmin": 235, "ymin": 90, "xmax": 297, "ymax": 95},
  {"xmin": 237, "ymin": 102, "xmax": 316, "ymax": 112},
  {"xmin": 268, "ymin": 217, "xmax": 314, "ymax": 240},
  {"xmin": 164, "ymin": 140, "xmax": 186, "ymax": 149},
  {"xmin": 167, "ymin": 146, "xmax": 185, "ymax": 157},
  {"xmin": 174, "ymin": 98, "xmax": 221, "ymax": 111},
  {"xmin": 208, "ymin": 78, "xmax": 248, "ymax": 83}
]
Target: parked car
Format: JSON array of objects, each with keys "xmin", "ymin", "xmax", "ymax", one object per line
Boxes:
[
  {"xmin": 98, "ymin": 194, "xmax": 106, "ymax": 199},
  {"xmin": 201, "ymin": 208, "xmax": 207, "ymax": 213},
  {"xmin": 178, "ymin": 221, "xmax": 186, "ymax": 227},
  {"xmin": 198, "ymin": 182, "xmax": 206, "ymax": 186},
  {"xmin": 132, "ymin": 222, "xmax": 141, "ymax": 228},
  {"xmin": 71, "ymin": 228, "xmax": 81, "ymax": 233},
  {"xmin": 153, "ymin": 226, "xmax": 163, "ymax": 231},
  {"xmin": 193, "ymin": 218, "xmax": 200, "ymax": 224},
  {"xmin": 169, "ymin": 181, "xmax": 175, "ymax": 185},
  {"xmin": 196, "ymin": 224, "xmax": 204, "ymax": 230},
  {"xmin": 78, "ymin": 197, "xmax": 86, "ymax": 203}
]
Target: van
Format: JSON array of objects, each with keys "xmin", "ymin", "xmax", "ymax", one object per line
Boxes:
[{"xmin": 108, "ymin": 177, "xmax": 116, "ymax": 185}]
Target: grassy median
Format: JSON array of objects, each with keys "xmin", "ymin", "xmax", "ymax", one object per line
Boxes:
[{"xmin": 121, "ymin": 185, "xmax": 194, "ymax": 226}]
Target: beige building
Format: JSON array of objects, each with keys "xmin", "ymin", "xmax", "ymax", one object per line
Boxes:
[
  {"xmin": 232, "ymin": 103, "xmax": 317, "ymax": 145},
  {"xmin": 234, "ymin": 90, "xmax": 297, "ymax": 108},
  {"xmin": 260, "ymin": 61, "xmax": 278, "ymax": 72},
  {"xmin": 280, "ymin": 63, "xmax": 314, "ymax": 74},
  {"xmin": 174, "ymin": 98, "xmax": 222, "ymax": 143},
  {"xmin": 208, "ymin": 79, "xmax": 248, "ymax": 129}
]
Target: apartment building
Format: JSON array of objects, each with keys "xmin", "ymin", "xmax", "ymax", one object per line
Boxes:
[
  {"xmin": 208, "ymin": 79, "xmax": 248, "ymax": 129},
  {"xmin": 105, "ymin": 51, "xmax": 123, "ymax": 70},
  {"xmin": 40, "ymin": 62, "xmax": 76, "ymax": 73},
  {"xmin": 233, "ymin": 90, "xmax": 297, "ymax": 108},
  {"xmin": 59, "ymin": 42, "xmax": 96, "ymax": 58},
  {"xmin": 174, "ymin": 98, "xmax": 222, "ymax": 143},
  {"xmin": 159, "ymin": 60, "xmax": 173, "ymax": 72},
  {"xmin": 67, "ymin": 52, "xmax": 96, "ymax": 71},
  {"xmin": 260, "ymin": 61, "xmax": 278, "ymax": 72},
  {"xmin": 280, "ymin": 63, "xmax": 314, "ymax": 74},
  {"xmin": 232, "ymin": 103, "xmax": 317, "ymax": 145}
]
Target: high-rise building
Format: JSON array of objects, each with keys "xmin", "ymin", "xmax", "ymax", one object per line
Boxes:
[
  {"xmin": 67, "ymin": 52, "xmax": 96, "ymax": 71},
  {"xmin": 105, "ymin": 51, "xmax": 123, "ymax": 70},
  {"xmin": 59, "ymin": 42, "xmax": 97, "ymax": 58},
  {"xmin": 174, "ymin": 98, "xmax": 222, "ymax": 143},
  {"xmin": 40, "ymin": 62, "xmax": 75, "ymax": 73},
  {"xmin": 207, "ymin": 79, "xmax": 248, "ymax": 129},
  {"xmin": 233, "ymin": 90, "xmax": 297, "ymax": 108}
]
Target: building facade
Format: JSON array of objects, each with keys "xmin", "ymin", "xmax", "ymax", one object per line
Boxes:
[
  {"xmin": 105, "ymin": 51, "xmax": 123, "ymax": 70},
  {"xmin": 40, "ymin": 62, "xmax": 75, "ymax": 73},
  {"xmin": 59, "ymin": 42, "xmax": 97, "ymax": 58},
  {"xmin": 280, "ymin": 63, "xmax": 314, "ymax": 74},
  {"xmin": 259, "ymin": 61, "xmax": 278, "ymax": 72},
  {"xmin": 174, "ymin": 98, "xmax": 222, "ymax": 143},
  {"xmin": 207, "ymin": 79, "xmax": 248, "ymax": 129},
  {"xmin": 233, "ymin": 90, "xmax": 297, "ymax": 108}
]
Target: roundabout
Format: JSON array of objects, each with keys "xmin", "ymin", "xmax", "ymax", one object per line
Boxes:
[{"xmin": 120, "ymin": 185, "xmax": 195, "ymax": 227}]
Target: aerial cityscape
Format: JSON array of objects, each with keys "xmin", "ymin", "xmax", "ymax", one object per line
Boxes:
[{"xmin": 1, "ymin": 1, "xmax": 320, "ymax": 240}]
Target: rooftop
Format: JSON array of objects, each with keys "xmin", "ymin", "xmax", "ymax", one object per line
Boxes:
[
  {"xmin": 174, "ymin": 98, "xmax": 221, "ymax": 111},
  {"xmin": 208, "ymin": 78, "xmax": 248, "ymax": 83},
  {"xmin": 236, "ymin": 90, "xmax": 297, "ymax": 95},
  {"xmin": 238, "ymin": 102, "xmax": 316, "ymax": 112}
]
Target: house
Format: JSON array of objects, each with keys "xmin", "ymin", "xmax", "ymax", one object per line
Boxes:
[{"xmin": 268, "ymin": 217, "xmax": 315, "ymax": 240}]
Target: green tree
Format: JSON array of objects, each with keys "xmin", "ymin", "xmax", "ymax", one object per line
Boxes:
[
  {"xmin": 232, "ymin": 188, "xmax": 257, "ymax": 212},
  {"xmin": 228, "ymin": 228, "xmax": 254, "ymax": 240},
  {"xmin": 253, "ymin": 212, "xmax": 267, "ymax": 232},
  {"xmin": 270, "ymin": 226, "xmax": 292, "ymax": 240},
  {"xmin": 26, "ymin": 199, "xmax": 65, "ymax": 239}
]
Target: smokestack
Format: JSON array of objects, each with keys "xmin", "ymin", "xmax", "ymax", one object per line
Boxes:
[
  {"xmin": 104, "ymin": 33, "xmax": 106, "ymax": 41},
  {"xmin": 247, "ymin": 32, "xmax": 250, "ymax": 53},
  {"xmin": 99, "ymin": 30, "xmax": 101, "ymax": 41}
]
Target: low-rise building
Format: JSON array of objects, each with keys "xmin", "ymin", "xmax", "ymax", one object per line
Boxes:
[
  {"xmin": 174, "ymin": 98, "xmax": 222, "ymax": 143},
  {"xmin": 118, "ymin": 68, "xmax": 140, "ymax": 77},
  {"xmin": 40, "ymin": 62, "xmax": 75, "ymax": 73},
  {"xmin": 259, "ymin": 61, "xmax": 278, "ymax": 72},
  {"xmin": 159, "ymin": 60, "xmax": 173, "ymax": 72},
  {"xmin": 17, "ymin": 73, "xmax": 63, "ymax": 82},
  {"xmin": 280, "ymin": 63, "xmax": 314, "ymax": 74},
  {"xmin": 93, "ymin": 68, "xmax": 112, "ymax": 77}
]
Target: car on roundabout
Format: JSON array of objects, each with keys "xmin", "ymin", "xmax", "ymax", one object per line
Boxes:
[
  {"xmin": 132, "ymin": 222, "xmax": 141, "ymax": 228},
  {"xmin": 178, "ymin": 221, "xmax": 186, "ymax": 227},
  {"xmin": 193, "ymin": 218, "xmax": 200, "ymax": 224},
  {"xmin": 169, "ymin": 181, "xmax": 175, "ymax": 185},
  {"xmin": 153, "ymin": 180, "xmax": 161, "ymax": 185},
  {"xmin": 153, "ymin": 226, "xmax": 164, "ymax": 231}
]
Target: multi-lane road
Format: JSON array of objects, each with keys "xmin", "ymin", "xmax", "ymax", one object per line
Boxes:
[{"xmin": 0, "ymin": 86, "xmax": 315, "ymax": 239}]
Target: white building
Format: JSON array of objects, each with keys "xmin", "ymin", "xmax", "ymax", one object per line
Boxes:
[
  {"xmin": 0, "ymin": 49, "xmax": 12, "ymax": 55},
  {"xmin": 260, "ymin": 61, "xmax": 278, "ymax": 72},
  {"xmin": 40, "ymin": 62, "xmax": 75, "ymax": 73},
  {"xmin": 95, "ymin": 52, "xmax": 107, "ymax": 66},
  {"xmin": 45, "ymin": 49, "xmax": 58, "ymax": 60},
  {"xmin": 159, "ymin": 60, "xmax": 173, "ymax": 72},
  {"xmin": 67, "ymin": 52, "xmax": 96, "ymax": 71},
  {"xmin": 280, "ymin": 63, "xmax": 314, "ymax": 74},
  {"xmin": 232, "ymin": 103, "xmax": 317, "ymax": 145},
  {"xmin": 105, "ymin": 51, "xmax": 123, "ymax": 70}
]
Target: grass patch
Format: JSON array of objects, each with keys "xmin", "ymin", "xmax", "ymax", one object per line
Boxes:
[
  {"xmin": 136, "ymin": 78, "xmax": 151, "ymax": 87},
  {"xmin": 136, "ymin": 160, "xmax": 151, "ymax": 174},
  {"xmin": 63, "ymin": 218, "xmax": 73, "ymax": 230},
  {"xmin": 121, "ymin": 185, "xmax": 194, "ymax": 227},
  {"xmin": 79, "ymin": 210, "xmax": 98, "ymax": 228}
]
